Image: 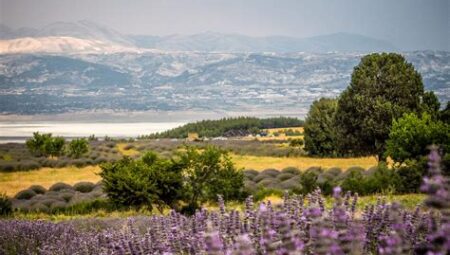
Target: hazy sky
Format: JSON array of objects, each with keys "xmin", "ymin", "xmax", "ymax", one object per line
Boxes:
[{"xmin": 0, "ymin": 0, "xmax": 448, "ymax": 50}]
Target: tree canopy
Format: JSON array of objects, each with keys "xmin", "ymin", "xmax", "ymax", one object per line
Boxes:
[{"xmin": 334, "ymin": 53, "xmax": 425, "ymax": 160}]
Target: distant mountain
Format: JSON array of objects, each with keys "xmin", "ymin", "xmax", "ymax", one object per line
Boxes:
[
  {"xmin": 130, "ymin": 32, "xmax": 397, "ymax": 53},
  {"xmin": 1, "ymin": 21, "xmax": 396, "ymax": 53},
  {"xmin": 0, "ymin": 51, "xmax": 448, "ymax": 115}
]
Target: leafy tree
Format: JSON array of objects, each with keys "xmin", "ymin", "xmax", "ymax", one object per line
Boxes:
[
  {"xmin": 26, "ymin": 132, "xmax": 52, "ymax": 156},
  {"xmin": 440, "ymin": 101, "xmax": 450, "ymax": 124},
  {"xmin": 304, "ymin": 98, "xmax": 338, "ymax": 156},
  {"xmin": 43, "ymin": 136, "xmax": 65, "ymax": 157},
  {"xmin": 334, "ymin": 53, "xmax": 425, "ymax": 160},
  {"xmin": 68, "ymin": 138, "xmax": 89, "ymax": 158},
  {"xmin": 26, "ymin": 132, "xmax": 65, "ymax": 157},
  {"xmin": 174, "ymin": 146, "xmax": 245, "ymax": 213},
  {"xmin": 421, "ymin": 91, "xmax": 440, "ymax": 119},
  {"xmin": 100, "ymin": 152, "xmax": 183, "ymax": 212},
  {"xmin": 385, "ymin": 112, "xmax": 450, "ymax": 164}
]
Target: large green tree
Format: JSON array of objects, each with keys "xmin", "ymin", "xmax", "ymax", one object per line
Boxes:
[
  {"xmin": 303, "ymin": 98, "xmax": 338, "ymax": 156},
  {"xmin": 334, "ymin": 53, "xmax": 425, "ymax": 160},
  {"xmin": 385, "ymin": 112, "xmax": 450, "ymax": 164}
]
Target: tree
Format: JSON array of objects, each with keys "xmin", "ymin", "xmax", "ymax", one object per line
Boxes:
[
  {"xmin": 68, "ymin": 138, "xmax": 89, "ymax": 158},
  {"xmin": 334, "ymin": 53, "xmax": 425, "ymax": 160},
  {"xmin": 26, "ymin": 132, "xmax": 52, "ymax": 156},
  {"xmin": 43, "ymin": 136, "xmax": 65, "ymax": 157},
  {"xmin": 174, "ymin": 146, "xmax": 245, "ymax": 213},
  {"xmin": 421, "ymin": 91, "xmax": 440, "ymax": 119},
  {"xmin": 440, "ymin": 101, "xmax": 450, "ymax": 124},
  {"xmin": 26, "ymin": 132, "xmax": 65, "ymax": 157},
  {"xmin": 100, "ymin": 152, "xmax": 183, "ymax": 212},
  {"xmin": 385, "ymin": 112, "xmax": 450, "ymax": 164},
  {"xmin": 303, "ymin": 98, "xmax": 338, "ymax": 156}
]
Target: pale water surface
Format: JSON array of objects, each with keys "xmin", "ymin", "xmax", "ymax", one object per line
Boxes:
[{"xmin": 0, "ymin": 122, "xmax": 185, "ymax": 143}]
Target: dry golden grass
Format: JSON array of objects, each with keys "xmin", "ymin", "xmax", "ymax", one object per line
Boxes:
[
  {"xmin": 116, "ymin": 143, "xmax": 140, "ymax": 157},
  {"xmin": 231, "ymin": 154, "xmax": 377, "ymax": 171},
  {"xmin": 265, "ymin": 126, "xmax": 304, "ymax": 134},
  {"xmin": 0, "ymin": 165, "xmax": 101, "ymax": 196}
]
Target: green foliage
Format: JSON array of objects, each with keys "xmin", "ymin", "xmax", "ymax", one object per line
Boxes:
[
  {"xmin": 100, "ymin": 152, "xmax": 183, "ymax": 212},
  {"xmin": 0, "ymin": 193, "xmax": 12, "ymax": 216},
  {"xmin": 49, "ymin": 182, "xmax": 73, "ymax": 192},
  {"xmin": 298, "ymin": 170, "xmax": 318, "ymax": 194},
  {"xmin": 395, "ymin": 159, "xmax": 427, "ymax": 193},
  {"xmin": 289, "ymin": 138, "xmax": 304, "ymax": 147},
  {"xmin": 26, "ymin": 132, "xmax": 65, "ymax": 157},
  {"xmin": 334, "ymin": 53, "xmax": 425, "ymax": 160},
  {"xmin": 439, "ymin": 102, "xmax": 450, "ymax": 124},
  {"xmin": 15, "ymin": 189, "xmax": 37, "ymax": 200},
  {"xmin": 304, "ymin": 98, "xmax": 338, "ymax": 156},
  {"xmin": 175, "ymin": 146, "xmax": 245, "ymax": 213},
  {"xmin": 148, "ymin": 116, "xmax": 304, "ymax": 138},
  {"xmin": 68, "ymin": 138, "xmax": 89, "ymax": 158},
  {"xmin": 421, "ymin": 91, "xmax": 440, "ymax": 119},
  {"xmin": 28, "ymin": 185, "xmax": 46, "ymax": 195},
  {"xmin": 341, "ymin": 169, "xmax": 366, "ymax": 194},
  {"xmin": 73, "ymin": 182, "xmax": 96, "ymax": 193},
  {"xmin": 385, "ymin": 112, "xmax": 450, "ymax": 164}
]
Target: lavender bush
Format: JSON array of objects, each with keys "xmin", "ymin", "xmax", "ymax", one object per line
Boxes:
[{"xmin": 0, "ymin": 148, "xmax": 448, "ymax": 255}]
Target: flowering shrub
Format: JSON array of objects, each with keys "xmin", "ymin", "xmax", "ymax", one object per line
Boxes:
[{"xmin": 0, "ymin": 148, "xmax": 448, "ymax": 254}]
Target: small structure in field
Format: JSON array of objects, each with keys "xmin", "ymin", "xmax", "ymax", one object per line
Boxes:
[{"xmin": 187, "ymin": 132, "xmax": 200, "ymax": 142}]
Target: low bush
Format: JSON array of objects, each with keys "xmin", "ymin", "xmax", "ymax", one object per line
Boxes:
[
  {"xmin": 58, "ymin": 191, "xmax": 74, "ymax": 202},
  {"xmin": 299, "ymin": 170, "xmax": 319, "ymax": 194},
  {"xmin": 279, "ymin": 179, "xmax": 301, "ymax": 190},
  {"xmin": 73, "ymin": 182, "xmax": 95, "ymax": 193},
  {"xmin": 28, "ymin": 185, "xmax": 46, "ymax": 194},
  {"xmin": 50, "ymin": 201, "xmax": 67, "ymax": 211},
  {"xmin": 253, "ymin": 188, "xmax": 284, "ymax": 201},
  {"xmin": 256, "ymin": 178, "xmax": 279, "ymax": 189},
  {"xmin": 277, "ymin": 173, "xmax": 294, "ymax": 181},
  {"xmin": 395, "ymin": 159, "xmax": 427, "ymax": 193},
  {"xmin": 260, "ymin": 169, "xmax": 281, "ymax": 178},
  {"xmin": 253, "ymin": 173, "xmax": 273, "ymax": 183},
  {"xmin": 15, "ymin": 189, "xmax": 37, "ymax": 200},
  {"xmin": 0, "ymin": 193, "xmax": 12, "ymax": 215},
  {"xmin": 281, "ymin": 167, "xmax": 301, "ymax": 175},
  {"xmin": 49, "ymin": 182, "xmax": 73, "ymax": 192}
]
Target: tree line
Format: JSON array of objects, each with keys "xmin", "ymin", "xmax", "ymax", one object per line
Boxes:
[
  {"xmin": 26, "ymin": 132, "xmax": 89, "ymax": 158},
  {"xmin": 146, "ymin": 116, "xmax": 304, "ymax": 139},
  {"xmin": 303, "ymin": 53, "xmax": 449, "ymax": 169}
]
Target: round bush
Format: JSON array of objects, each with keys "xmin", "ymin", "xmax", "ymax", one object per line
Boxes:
[
  {"xmin": 55, "ymin": 160, "xmax": 69, "ymax": 168},
  {"xmin": 50, "ymin": 201, "xmax": 67, "ymax": 211},
  {"xmin": 304, "ymin": 166, "xmax": 323, "ymax": 175},
  {"xmin": 365, "ymin": 166, "xmax": 378, "ymax": 176},
  {"xmin": 41, "ymin": 198, "xmax": 59, "ymax": 207},
  {"xmin": 340, "ymin": 166, "xmax": 366, "ymax": 179},
  {"xmin": 281, "ymin": 167, "xmax": 301, "ymax": 175},
  {"xmin": 277, "ymin": 173, "xmax": 295, "ymax": 182},
  {"xmin": 12, "ymin": 199, "xmax": 31, "ymax": 212},
  {"xmin": 29, "ymin": 202, "xmax": 49, "ymax": 213},
  {"xmin": 279, "ymin": 179, "xmax": 301, "ymax": 190},
  {"xmin": 326, "ymin": 167, "xmax": 343, "ymax": 177},
  {"xmin": 261, "ymin": 169, "xmax": 281, "ymax": 177},
  {"xmin": 244, "ymin": 180, "xmax": 257, "ymax": 193},
  {"xmin": 17, "ymin": 160, "xmax": 40, "ymax": 170},
  {"xmin": 49, "ymin": 182, "xmax": 73, "ymax": 192},
  {"xmin": 243, "ymin": 169, "xmax": 259, "ymax": 178},
  {"xmin": 58, "ymin": 190, "xmax": 75, "ymax": 202},
  {"xmin": 15, "ymin": 189, "xmax": 37, "ymax": 200},
  {"xmin": 73, "ymin": 182, "xmax": 95, "ymax": 193},
  {"xmin": 256, "ymin": 178, "xmax": 279, "ymax": 189},
  {"xmin": 254, "ymin": 173, "xmax": 273, "ymax": 183},
  {"xmin": 28, "ymin": 185, "xmax": 47, "ymax": 195}
]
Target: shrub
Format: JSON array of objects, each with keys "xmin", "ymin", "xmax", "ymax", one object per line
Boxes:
[
  {"xmin": 256, "ymin": 178, "xmax": 279, "ymax": 189},
  {"xmin": 326, "ymin": 167, "xmax": 342, "ymax": 177},
  {"xmin": 244, "ymin": 180, "xmax": 257, "ymax": 193},
  {"xmin": 299, "ymin": 171, "xmax": 318, "ymax": 194},
  {"xmin": 341, "ymin": 170, "xmax": 366, "ymax": 194},
  {"xmin": 277, "ymin": 173, "xmax": 294, "ymax": 181},
  {"xmin": 28, "ymin": 185, "xmax": 46, "ymax": 195},
  {"xmin": 15, "ymin": 189, "xmax": 37, "ymax": 200},
  {"xmin": 68, "ymin": 138, "xmax": 89, "ymax": 158},
  {"xmin": 50, "ymin": 201, "xmax": 67, "ymax": 211},
  {"xmin": 253, "ymin": 173, "xmax": 272, "ymax": 183},
  {"xmin": 73, "ymin": 182, "xmax": 95, "ymax": 193},
  {"xmin": 253, "ymin": 188, "xmax": 283, "ymax": 201},
  {"xmin": 260, "ymin": 169, "xmax": 280, "ymax": 177},
  {"xmin": 304, "ymin": 166, "xmax": 323, "ymax": 175},
  {"xmin": 49, "ymin": 182, "xmax": 73, "ymax": 192},
  {"xmin": 243, "ymin": 169, "xmax": 259, "ymax": 180},
  {"xmin": 395, "ymin": 159, "xmax": 427, "ymax": 193},
  {"xmin": 281, "ymin": 167, "xmax": 301, "ymax": 175},
  {"xmin": 29, "ymin": 203, "xmax": 49, "ymax": 213},
  {"xmin": 100, "ymin": 152, "xmax": 183, "ymax": 212},
  {"xmin": 0, "ymin": 193, "xmax": 12, "ymax": 215},
  {"xmin": 279, "ymin": 179, "xmax": 301, "ymax": 190},
  {"xmin": 58, "ymin": 191, "xmax": 75, "ymax": 202}
]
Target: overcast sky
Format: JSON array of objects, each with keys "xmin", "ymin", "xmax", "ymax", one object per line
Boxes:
[{"xmin": 0, "ymin": 0, "xmax": 448, "ymax": 51}]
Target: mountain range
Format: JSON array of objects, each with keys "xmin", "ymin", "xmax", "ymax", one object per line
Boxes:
[
  {"xmin": 0, "ymin": 21, "xmax": 448, "ymax": 117},
  {"xmin": 0, "ymin": 20, "xmax": 397, "ymax": 54}
]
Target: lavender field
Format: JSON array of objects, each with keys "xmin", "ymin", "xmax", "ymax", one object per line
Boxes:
[{"xmin": 1, "ymin": 149, "xmax": 449, "ymax": 255}]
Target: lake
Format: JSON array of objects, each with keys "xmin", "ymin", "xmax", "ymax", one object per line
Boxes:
[{"xmin": 0, "ymin": 122, "xmax": 185, "ymax": 143}]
